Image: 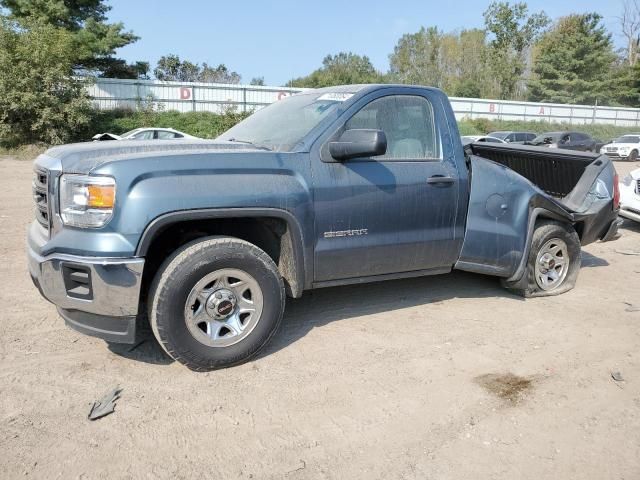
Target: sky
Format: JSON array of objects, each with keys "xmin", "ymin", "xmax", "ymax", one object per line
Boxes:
[{"xmin": 107, "ymin": 0, "xmax": 621, "ymax": 86}]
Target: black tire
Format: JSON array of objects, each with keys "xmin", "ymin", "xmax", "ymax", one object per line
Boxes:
[
  {"xmin": 501, "ymin": 221, "xmax": 581, "ymax": 298},
  {"xmin": 628, "ymin": 150, "xmax": 638, "ymax": 162},
  {"xmin": 148, "ymin": 236, "xmax": 285, "ymax": 371}
]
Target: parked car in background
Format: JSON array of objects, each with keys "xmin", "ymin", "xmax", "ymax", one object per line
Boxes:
[
  {"xmin": 527, "ymin": 131, "xmax": 601, "ymax": 152},
  {"xmin": 460, "ymin": 135, "xmax": 506, "ymax": 145},
  {"xmin": 600, "ymin": 134, "xmax": 640, "ymax": 162},
  {"xmin": 92, "ymin": 128, "xmax": 198, "ymax": 141},
  {"xmin": 619, "ymin": 168, "xmax": 640, "ymax": 223},
  {"xmin": 487, "ymin": 131, "xmax": 537, "ymax": 144}
]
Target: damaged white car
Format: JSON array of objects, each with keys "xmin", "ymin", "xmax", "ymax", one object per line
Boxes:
[
  {"xmin": 619, "ymin": 168, "xmax": 640, "ymax": 223},
  {"xmin": 92, "ymin": 128, "xmax": 198, "ymax": 141}
]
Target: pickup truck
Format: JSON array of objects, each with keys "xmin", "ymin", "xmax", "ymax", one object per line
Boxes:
[{"xmin": 28, "ymin": 84, "xmax": 621, "ymax": 371}]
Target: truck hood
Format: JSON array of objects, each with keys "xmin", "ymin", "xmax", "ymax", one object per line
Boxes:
[{"xmin": 39, "ymin": 139, "xmax": 266, "ymax": 174}]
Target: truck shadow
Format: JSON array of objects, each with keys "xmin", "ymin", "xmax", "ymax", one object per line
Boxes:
[
  {"xmin": 259, "ymin": 270, "xmax": 520, "ymax": 359},
  {"xmin": 108, "ymin": 253, "xmax": 610, "ymax": 367},
  {"xmin": 581, "ymin": 251, "xmax": 609, "ymax": 268}
]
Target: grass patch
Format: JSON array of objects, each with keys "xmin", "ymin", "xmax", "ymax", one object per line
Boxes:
[{"xmin": 0, "ymin": 144, "xmax": 47, "ymax": 160}]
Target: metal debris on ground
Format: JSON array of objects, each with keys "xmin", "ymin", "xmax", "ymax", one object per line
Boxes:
[
  {"xmin": 624, "ymin": 302, "xmax": 640, "ymax": 312},
  {"xmin": 611, "ymin": 371, "xmax": 625, "ymax": 382},
  {"xmin": 88, "ymin": 387, "xmax": 123, "ymax": 421},
  {"xmin": 615, "ymin": 249, "xmax": 640, "ymax": 256}
]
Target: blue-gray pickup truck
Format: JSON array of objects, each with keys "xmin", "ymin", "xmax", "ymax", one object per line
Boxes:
[{"xmin": 28, "ymin": 84, "xmax": 621, "ymax": 370}]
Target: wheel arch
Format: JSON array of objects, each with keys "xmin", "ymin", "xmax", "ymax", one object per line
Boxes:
[
  {"xmin": 136, "ymin": 208, "xmax": 307, "ymax": 299},
  {"xmin": 505, "ymin": 206, "xmax": 576, "ymax": 283}
]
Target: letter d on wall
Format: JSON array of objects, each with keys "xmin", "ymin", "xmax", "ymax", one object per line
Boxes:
[{"xmin": 180, "ymin": 87, "xmax": 192, "ymax": 100}]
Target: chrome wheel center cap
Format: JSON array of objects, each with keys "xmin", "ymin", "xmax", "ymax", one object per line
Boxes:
[
  {"xmin": 539, "ymin": 253, "xmax": 555, "ymax": 271},
  {"xmin": 205, "ymin": 289, "xmax": 237, "ymax": 319}
]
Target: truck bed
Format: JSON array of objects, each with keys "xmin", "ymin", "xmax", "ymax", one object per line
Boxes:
[{"xmin": 468, "ymin": 143, "xmax": 606, "ymax": 210}]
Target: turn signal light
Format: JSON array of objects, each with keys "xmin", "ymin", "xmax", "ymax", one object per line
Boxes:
[{"xmin": 87, "ymin": 185, "xmax": 115, "ymax": 209}]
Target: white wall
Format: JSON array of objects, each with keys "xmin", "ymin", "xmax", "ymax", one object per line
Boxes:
[{"xmin": 89, "ymin": 78, "xmax": 640, "ymax": 126}]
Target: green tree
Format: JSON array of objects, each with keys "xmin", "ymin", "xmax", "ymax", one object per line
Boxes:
[
  {"xmin": 0, "ymin": 0, "xmax": 141, "ymax": 77},
  {"xmin": 154, "ymin": 55, "xmax": 241, "ymax": 84},
  {"xmin": 290, "ymin": 52, "xmax": 385, "ymax": 87},
  {"xmin": 483, "ymin": 1, "xmax": 550, "ymax": 99},
  {"xmin": 250, "ymin": 77, "xmax": 265, "ymax": 86},
  {"xmin": 389, "ymin": 27, "xmax": 446, "ymax": 87},
  {"xmin": 0, "ymin": 16, "xmax": 91, "ymax": 146},
  {"xmin": 199, "ymin": 63, "xmax": 241, "ymax": 84},
  {"xmin": 389, "ymin": 27, "xmax": 492, "ymax": 97},
  {"xmin": 528, "ymin": 13, "xmax": 618, "ymax": 104}
]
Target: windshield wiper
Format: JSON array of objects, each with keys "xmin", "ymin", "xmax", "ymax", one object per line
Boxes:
[{"xmin": 226, "ymin": 138, "xmax": 272, "ymax": 151}]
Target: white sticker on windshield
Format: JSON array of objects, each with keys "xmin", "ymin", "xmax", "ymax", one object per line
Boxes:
[{"xmin": 317, "ymin": 93, "xmax": 354, "ymax": 102}]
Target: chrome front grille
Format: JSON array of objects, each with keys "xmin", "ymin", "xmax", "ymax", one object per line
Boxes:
[
  {"xmin": 636, "ymin": 178, "xmax": 640, "ymax": 194},
  {"xmin": 32, "ymin": 168, "xmax": 50, "ymax": 231}
]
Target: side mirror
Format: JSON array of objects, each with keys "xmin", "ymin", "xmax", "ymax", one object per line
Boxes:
[{"xmin": 329, "ymin": 129, "xmax": 387, "ymax": 161}]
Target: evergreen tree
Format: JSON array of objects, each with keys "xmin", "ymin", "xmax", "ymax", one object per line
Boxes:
[
  {"xmin": 528, "ymin": 13, "xmax": 617, "ymax": 104},
  {"xmin": 0, "ymin": 0, "xmax": 141, "ymax": 78}
]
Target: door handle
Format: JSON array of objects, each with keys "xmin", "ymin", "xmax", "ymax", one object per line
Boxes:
[{"xmin": 427, "ymin": 175, "xmax": 455, "ymax": 185}]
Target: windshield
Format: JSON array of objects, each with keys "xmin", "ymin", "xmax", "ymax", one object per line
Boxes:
[
  {"xmin": 614, "ymin": 135, "xmax": 640, "ymax": 143},
  {"xmin": 531, "ymin": 132, "xmax": 561, "ymax": 144},
  {"xmin": 488, "ymin": 131, "xmax": 509, "ymax": 140},
  {"xmin": 218, "ymin": 92, "xmax": 349, "ymax": 151},
  {"xmin": 121, "ymin": 129, "xmax": 142, "ymax": 138}
]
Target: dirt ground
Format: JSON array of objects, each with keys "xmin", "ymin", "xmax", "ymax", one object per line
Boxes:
[{"xmin": 1, "ymin": 157, "xmax": 639, "ymax": 480}]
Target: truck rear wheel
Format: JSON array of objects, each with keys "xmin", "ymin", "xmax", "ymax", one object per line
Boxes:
[
  {"xmin": 148, "ymin": 237, "xmax": 285, "ymax": 371},
  {"xmin": 501, "ymin": 221, "xmax": 581, "ymax": 298}
]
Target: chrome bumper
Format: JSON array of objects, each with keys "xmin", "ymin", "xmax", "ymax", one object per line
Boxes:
[
  {"xmin": 619, "ymin": 206, "xmax": 640, "ymax": 223},
  {"xmin": 28, "ymin": 247, "xmax": 144, "ymax": 343},
  {"xmin": 28, "ymin": 247, "xmax": 144, "ymax": 316}
]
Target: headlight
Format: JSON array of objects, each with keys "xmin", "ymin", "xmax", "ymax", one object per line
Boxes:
[
  {"xmin": 621, "ymin": 174, "xmax": 633, "ymax": 186},
  {"xmin": 548, "ymin": 143, "xmax": 558, "ymax": 148},
  {"xmin": 60, "ymin": 175, "xmax": 116, "ymax": 228}
]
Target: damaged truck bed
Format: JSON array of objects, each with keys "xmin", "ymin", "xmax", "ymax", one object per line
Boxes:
[
  {"xmin": 457, "ymin": 143, "xmax": 619, "ymax": 287},
  {"xmin": 28, "ymin": 84, "xmax": 621, "ymax": 370}
]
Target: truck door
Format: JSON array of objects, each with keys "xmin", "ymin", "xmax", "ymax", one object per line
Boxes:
[{"xmin": 311, "ymin": 92, "xmax": 464, "ymax": 282}]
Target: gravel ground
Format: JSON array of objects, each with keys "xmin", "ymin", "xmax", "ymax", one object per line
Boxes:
[{"xmin": 1, "ymin": 157, "xmax": 639, "ymax": 479}]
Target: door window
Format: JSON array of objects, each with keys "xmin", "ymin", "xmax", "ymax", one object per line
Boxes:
[
  {"xmin": 132, "ymin": 130, "xmax": 155, "ymax": 140},
  {"xmin": 345, "ymin": 95, "xmax": 441, "ymax": 160},
  {"xmin": 157, "ymin": 130, "xmax": 179, "ymax": 139}
]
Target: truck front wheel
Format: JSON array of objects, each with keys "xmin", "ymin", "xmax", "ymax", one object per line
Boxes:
[
  {"xmin": 501, "ymin": 221, "xmax": 581, "ymax": 298},
  {"xmin": 148, "ymin": 237, "xmax": 285, "ymax": 371}
]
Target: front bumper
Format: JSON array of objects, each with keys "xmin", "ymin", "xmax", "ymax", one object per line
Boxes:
[
  {"xmin": 28, "ymin": 246, "xmax": 144, "ymax": 343},
  {"xmin": 603, "ymin": 153, "xmax": 629, "ymax": 160},
  {"xmin": 619, "ymin": 205, "xmax": 640, "ymax": 223}
]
